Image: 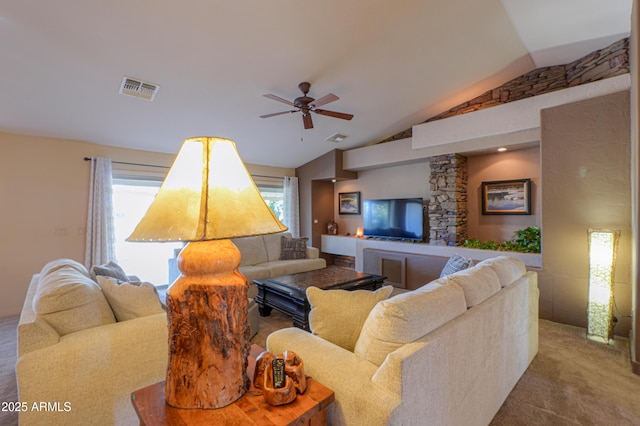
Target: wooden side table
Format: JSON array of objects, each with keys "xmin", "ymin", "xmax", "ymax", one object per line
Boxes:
[{"xmin": 131, "ymin": 345, "xmax": 334, "ymax": 425}]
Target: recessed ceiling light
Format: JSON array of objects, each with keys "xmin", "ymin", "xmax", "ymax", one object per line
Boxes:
[{"xmin": 497, "ymin": 147, "xmax": 508, "ymax": 152}]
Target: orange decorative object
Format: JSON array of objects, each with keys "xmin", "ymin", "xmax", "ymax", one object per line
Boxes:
[
  {"xmin": 283, "ymin": 350, "xmax": 307, "ymax": 394},
  {"xmin": 254, "ymin": 350, "xmax": 307, "ymax": 406}
]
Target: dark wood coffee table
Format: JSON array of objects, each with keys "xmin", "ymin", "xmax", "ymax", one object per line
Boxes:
[{"xmin": 254, "ymin": 266, "xmax": 386, "ymax": 330}]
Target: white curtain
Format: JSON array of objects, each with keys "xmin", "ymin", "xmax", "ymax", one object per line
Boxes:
[
  {"xmin": 85, "ymin": 157, "xmax": 115, "ymax": 268},
  {"xmin": 283, "ymin": 176, "xmax": 300, "ymax": 237}
]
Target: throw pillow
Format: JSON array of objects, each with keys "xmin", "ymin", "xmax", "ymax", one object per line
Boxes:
[
  {"xmin": 91, "ymin": 261, "xmax": 129, "ymax": 282},
  {"xmin": 96, "ymin": 276, "xmax": 165, "ymax": 322},
  {"xmin": 307, "ymin": 285, "xmax": 394, "ymax": 351},
  {"xmin": 440, "ymin": 254, "xmax": 474, "ymax": 278},
  {"xmin": 280, "ymin": 236, "xmax": 308, "ymax": 260}
]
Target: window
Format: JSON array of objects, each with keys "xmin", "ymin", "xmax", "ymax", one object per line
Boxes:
[
  {"xmin": 256, "ymin": 179, "xmax": 284, "ymax": 221},
  {"xmin": 112, "ymin": 178, "xmax": 183, "ymax": 285},
  {"xmin": 112, "ymin": 175, "xmax": 284, "ymax": 285}
]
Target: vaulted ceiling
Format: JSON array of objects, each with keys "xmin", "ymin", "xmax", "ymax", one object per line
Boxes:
[{"xmin": 0, "ymin": 0, "xmax": 632, "ymax": 168}]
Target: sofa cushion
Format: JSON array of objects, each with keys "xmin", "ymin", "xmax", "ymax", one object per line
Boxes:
[
  {"xmin": 280, "ymin": 236, "xmax": 309, "ymax": 260},
  {"xmin": 39, "ymin": 258, "xmax": 91, "ymax": 279},
  {"xmin": 440, "ymin": 254, "xmax": 474, "ymax": 277},
  {"xmin": 239, "ymin": 264, "xmax": 273, "ymax": 283},
  {"xmin": 444, "ymin": 265, "xmax": 501, "ymax": 307},
  {"xmin": 307, "ymin": 285, "xmax": 394, "ymax": 351},
  {"xmin": 355, "ymin": 280, "xmax": 467, "ymax": 366},
  {"xmin": 476, "ymin": 256, "xmax": 526, "ymax": 287},
  {"xmin": 264, "ymin": 232, "xmax": 291, "ymax": 262},
  {"xmin": 90, "ymin": 261, "xmax": 129, "ymax": 281},
  {"xmin": 33, "ymin": 264, "xmax": 116, "ymax": 336},
  {"xmin": 267, "ymin": 259, "xmax": 327, "ymax": 278},
  {"xmin": 232, "ymin": 235, "xmax": 268, "ymax": 266},
  {"xmin": 96, "ymin": 276, "xmax": 166, "ymax": 321}
]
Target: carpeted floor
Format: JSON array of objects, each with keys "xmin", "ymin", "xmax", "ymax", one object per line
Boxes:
[
  {"xmin": 2, "ymin": 313, "xmax": 639, "ymax": 425},
  {"xmin": 0, "ymin": 315, "xmax": 19, "ymax": 426}
]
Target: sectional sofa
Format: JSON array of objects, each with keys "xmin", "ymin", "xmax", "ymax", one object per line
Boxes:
[{"xmin": 267, "ymin": 256, "xmax": 539, "ymax": 425}]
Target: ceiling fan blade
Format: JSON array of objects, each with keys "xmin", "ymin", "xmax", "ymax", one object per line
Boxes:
[
  {"xmin": 310, "ymin": 93, "xmax": 339, "ymax": 108},
  {"xmin": 263, "ymin": 94, "xmax": 295, "ymax": 107},
  {"xmin": 314, "ymin": 109, "xmax": 354, "ymax": 121},
  {"xmin": 302, "ymin": 113, "xmax": 314, "ymax": 129},
  {"xmin": 260, "ymin": 110, "xmax": 297, "ymax": 119}
]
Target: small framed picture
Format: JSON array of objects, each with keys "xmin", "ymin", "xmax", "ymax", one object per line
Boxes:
[
  {"xmin": 482, "ymin": 179, "xmax": 531, "ymax": 215},
  {"xmin": 338, "ymin": 192, "xmax": 361, "ymax": 215}
]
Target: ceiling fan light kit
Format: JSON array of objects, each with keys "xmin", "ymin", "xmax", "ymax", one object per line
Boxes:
[{"xmin": 261, "ymin": 82, "xmax": 353, "ymax": 129}]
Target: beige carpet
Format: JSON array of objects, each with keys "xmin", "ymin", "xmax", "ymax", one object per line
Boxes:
[
  {"xmin": 2, "ymin": 313, "xmax": 639, "ymax": 425},
  {"xmin": 0, "ymin": 315, "xmax": 18, "ymax": 426}
]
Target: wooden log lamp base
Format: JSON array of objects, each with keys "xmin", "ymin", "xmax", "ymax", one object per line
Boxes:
[{"xmin": 164, "ymin": 239, "xmax": 251, "ymax": 409}]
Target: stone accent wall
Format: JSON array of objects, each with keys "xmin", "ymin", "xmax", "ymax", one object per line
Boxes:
[
  {"xmin": 429, "ymin": 154, "xmax": 468, "ymax": 246},
  {"xmin": 381, "ymin": 38, "xmax": 629, "ymax": 143}
]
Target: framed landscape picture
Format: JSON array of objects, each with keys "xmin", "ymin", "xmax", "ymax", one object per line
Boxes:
[
  {"xmin": 339, "ymin": 192, "xmax": 361, "ymax": 215},
  {"xmin": 482, "ymin": 179, "xmax": 531, "ymax": 215}
]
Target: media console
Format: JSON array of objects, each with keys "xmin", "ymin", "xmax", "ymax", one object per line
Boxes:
[{"xmin": 321, "ymin": 234, "xmax": 542, "ymax": 290}]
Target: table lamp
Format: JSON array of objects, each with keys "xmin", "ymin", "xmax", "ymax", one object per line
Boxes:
[{"xmin": 128, "ymin": 136, "xmax": 287, "ymax": 409}]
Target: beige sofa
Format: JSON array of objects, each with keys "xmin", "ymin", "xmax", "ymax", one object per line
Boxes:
[
  {"xmin": 267, "ymin": 256, "xmax": 539, "ymax": 426},
  {"xmin": 16, "ymin": 234, "xmax": 323, "ymax": 425},
  {"xmin": 231, "ymin": 232, "xmax": 327, "ymax": 300},
  {"xmin": 231, "ymin": 232, "xmax": 326, "ymax": 335},
  {"xmin": 16, "ymin": 259, "xmax": 168, "ymax": 426}
]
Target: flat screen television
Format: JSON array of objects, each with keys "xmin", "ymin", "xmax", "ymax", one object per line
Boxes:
[{"xmin": 363, "ymin": 198, "xmax": 424, "ymax": 241}]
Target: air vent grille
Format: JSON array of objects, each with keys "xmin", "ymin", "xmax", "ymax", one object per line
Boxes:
[
  {"xmin": 326, "ymin": 133, "xmax": 348, "ymax": 143},
  {"xmin": 119, "ymin": 76, "xmax": 160, "ymax": 101}
]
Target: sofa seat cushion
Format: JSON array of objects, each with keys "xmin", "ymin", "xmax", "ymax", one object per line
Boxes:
[
  {"xmin": 96, "ymin": 277, "xmax": 166, "ymax": 321},
  {"xmin": 33, "ymin": 260, "xmax": 116, "ymax": 336},
  {"xmin": 267, "ymin": 259, "xmax": 327, "ymax": 278},
  {"xmin": 239, "ymin": 265, "xmax": 272, "ymax": 298},
  {"xmin": 444, "ymin": 265, "xmax": 501, "ymax": 307},
  {"xmin": 476, "ymin": 256, "xmax": 527, "ymax": 287},
  {"xmin": 232, "ymin": 235, "xmax": 268, "ymax": 266},
  {"xmin": 307, "ymin": 285, "xmax": 394, "ymax": 351},
  {"xmin": 355, "ymin": 280, "xmax": 467, "ymax": 366}
]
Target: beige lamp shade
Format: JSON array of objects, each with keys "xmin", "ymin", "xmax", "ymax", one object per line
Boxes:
[{"xmin": 127, "ymin": 136, "xmax": 287, "ymax": 242}]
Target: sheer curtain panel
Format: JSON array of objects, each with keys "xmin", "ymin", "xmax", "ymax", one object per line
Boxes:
[
  {"xmin": 283, "ymin": 176, "xmax": 300, "ymax": 237},
  {"xmin": 85, "ymin": 157, "xmax": 115, "ymax": 268}
]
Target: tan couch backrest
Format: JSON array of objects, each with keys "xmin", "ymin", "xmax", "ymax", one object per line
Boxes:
[
  {"xmin": 354, "ymin": 280, "xmax": 467, "ymax": 366},
  {"xmin": 33, "ymin": 259, "xmax": 116, "ymax": 336}
]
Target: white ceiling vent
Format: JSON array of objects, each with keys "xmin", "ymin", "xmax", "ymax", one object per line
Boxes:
[
  {"xmin": 119, "ymin": 76, "xmax": 160, "ymax": 101},
  {"xmin": 326, "ymin": 133, "xmax": 348, "ymax": 143}
]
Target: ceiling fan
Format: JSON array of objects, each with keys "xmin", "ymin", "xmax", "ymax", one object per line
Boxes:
[{"xmin": 260, "ymin": 82, "xmax": 353, "ymax": 129}]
